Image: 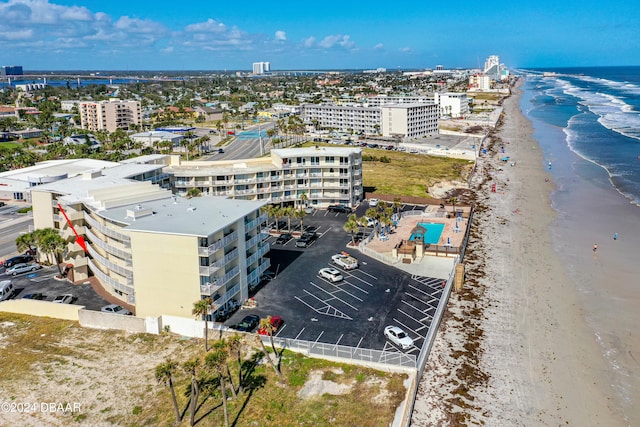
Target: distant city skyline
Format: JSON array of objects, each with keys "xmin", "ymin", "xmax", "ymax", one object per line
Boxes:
[{"xmin": 0, "ymin": 0, "xmax": 638, "ymax": 71}]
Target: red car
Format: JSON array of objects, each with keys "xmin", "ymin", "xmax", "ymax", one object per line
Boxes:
[{"xmin": 258, "ymin": 315, "xmax": 284, "ymax": 335}]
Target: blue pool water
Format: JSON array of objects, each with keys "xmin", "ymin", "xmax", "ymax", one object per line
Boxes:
[{"xmin": 409, "ymin": 222, "xmax": 445, "ymax": 244}]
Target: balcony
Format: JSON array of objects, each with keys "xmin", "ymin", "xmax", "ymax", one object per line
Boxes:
[
  {"xmin": 200, "ymin": 281, "xmax": 224, "ymax": 297},
  {"xmin": 85, "ymin": 228, "xmax": 131, "ymax": 260},
  {"xmin": 87, "ymin": 258, "xmax": 134, "ymax": 297},
  {"xmin": 199, "ymin": 264, "xmax": 221, "ymax": 276},
  {"xmin": 246, "ymin": 243, "xmax": 270, "ymax": 266},
  {"xmin": 87, "ymin": 244, "xmax": 133, "ymax": 279},
  {"xmin": 245, "ymin": 213, "xmax": 268, "ymax": 232},
  {"xmin": 84, "ymin": 212, "xmax": 130, "ymax": 242},
  {"xmin": 211, "ymin": 283, "xmax": 240, "ymax": 312}
]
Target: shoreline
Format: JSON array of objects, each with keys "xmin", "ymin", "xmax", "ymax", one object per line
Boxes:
[{"xmin": 411, "ymin": 78, "xmax": 625, "ymax": 426}]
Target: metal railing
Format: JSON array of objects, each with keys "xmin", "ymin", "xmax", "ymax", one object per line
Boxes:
[
  {"xmin": 85, "ymin": 228, "xmax": 131, "ymax": 260},
  {"xmin": 262, "ymin": 336, "xmax": 416, "ymax": 368},
  {"xmin": 86, "ymin": 244, "xmax": 133, "ymax": 279},
  {"xmin": 84, "ymin": 212, "xmax": 131, "ymax": 243},
  {"xmin": 87, "ymin": 258, "xmax": 134, "ymax": 298},
  {"xmin": 211, "ymin": 283, "xmax": 241, "ymax": 311}
]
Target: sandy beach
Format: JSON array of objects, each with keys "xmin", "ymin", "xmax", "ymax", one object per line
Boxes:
[{"xmin": 411, "ymin": 79, "xmax": 627, "ymax": 426}]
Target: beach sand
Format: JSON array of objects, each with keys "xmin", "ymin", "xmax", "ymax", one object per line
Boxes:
[{"xmin": 410, "ymin": 80, "xmax": 626, "ymax": 426}]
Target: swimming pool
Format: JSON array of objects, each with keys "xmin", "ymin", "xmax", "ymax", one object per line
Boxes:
[{"xmin": 409, "ymin": 222, "xmax": 445, "ymax": 245}]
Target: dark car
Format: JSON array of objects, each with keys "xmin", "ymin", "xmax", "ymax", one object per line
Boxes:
[
  {"xmin": 327, "ymin": 204, "xmax": 352, "ymax": 213},
  {"xmin": 22, "ymin": 292, "xmax": 45, "ymax": 300},
  {"xmin": 3, "ymin": 254, "xmax": 34, "ymax": 268},
  {"xmin": 274, "ymin": 233, "xmax": 292, "ymax": 245},
  {"xmin": 295, "ymin": 232, "xmax": 317, "ymax": 248},
  {"xmin": 218, "ymin": 148, "xmax": 225, "ymax": 153},
  {"xmin": 232, "ymin": 314, "xmax": 260, "ymax": 332}
]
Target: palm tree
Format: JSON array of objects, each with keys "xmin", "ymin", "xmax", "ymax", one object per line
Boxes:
[
  {"xmin": 343, "ymin": 215, "xmax": 360, "ymax": 246},
  {"xmin": 15, "ymin": 231, "xmax": 37, "ymax": 255},
  {"xmin": 212, "ymin": 339, "xmax": 237, "ymax": 399},
  {"xmin": 182, "ymin": 357, "xmax": 201, "ymax": 427},
  {"xmin": 34, "ymin": 228, "xmax": 66, "ymax": 276},
  {"xmin": 261, "ymin": 316, "xmax": 279, "ymax": 356},
  {"xmin": 192, "ymin": 298, "xmax": 212, "ymax": 351},
  {"xmin": 393, "ymin": 197, "xmax": 402, "ymax": 215},
  {"xmin": 155, "ymin": 359, "xmax": 182, "ymax": 423},
  {"xmin": 256, "ymin": 319, "xmax": 282, "ymax": 376},
  {"xmin": 186, "ymin": 188, "xmax": 202, "ymax": 198},
  {"xmin": 293, "ymin": 208, "xmax": 307, "ymax": 232},
  {"xmin": 227, "ymin": 334, "xmax": 244, "ymax": 394},
  {"xmin": 299, "ymin": 192, "xmax": 308, "ymax": 209},
  {"xmin": 205, "ymin": 349, "xmax": 230, "ymax": 427},
  {"xmin": 281, "ymin": 206, "xmax": 294, "ymax": 231}
]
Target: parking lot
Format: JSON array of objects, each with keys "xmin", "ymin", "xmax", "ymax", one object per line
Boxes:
[
  {"xmin": 1, "ymin": 264, "xmax": 111, "ymax": 311},
  {"xmin": 226, "ymin": 203, "xmax": 448, "ymax": 354}
]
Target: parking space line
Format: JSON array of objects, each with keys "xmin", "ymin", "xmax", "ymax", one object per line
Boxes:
[
  {"xmin": 333, "ymin": 334, "xmax": 343, "ymax": 350},
  {"xmin": 392, "ymin": 317, "xmax": 421, "ymax": 340},
  {"xmin": 296, "ymin": 291, "xmax": 353, "ymax": 320},
  {"xmin": 309, "ymin": 281, "xmax": 359, "ymax": 310},
  {"xmin": 397, "ymin": 308, "xmax": 429, "ymax": 332},
  {"xmin": 355, "ymin": 269, "xmax": 378, "ymax": 280},
  {"xmin": 400, "ymin": 299, "xmax": 429, "ymax": 315},
  {"xmin": 408, "ymin": 284, "xmax": 436, "ymax": 299},
  {"xmin": 275, "ymin": 324, "xmax": 287, "ymax": 336},
  {"xmin": 405, "ymin": 292, "xmax": 437, "ymax": 309},
  {"xmin": 294, "ymin": 327, "xmax": 305, "ymax": 340},
  {"xmin": 345, "ymin": 272, "xmax": 376, "ymax": 287},
  {"xmin": 355, "ymin": 337, "xmax": 364, "ymax": 349},
  {"xmin": 318, "ymin": 227, "xmax": 332, "ymax": 238},
  {"xmin": 341, "ymin": 279, "xmax": 369, "ymax": 295},
  {"xmin": 313, "ymin": 331, "xmax": 324, "ymax": 346}
]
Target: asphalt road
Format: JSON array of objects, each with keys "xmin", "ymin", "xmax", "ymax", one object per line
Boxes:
[
  {"xmin": 202, "ymin": 122, "xmax": 276, "ymax": 161},
  {"xmin": 0, "ymin": 207, "xmax": 33, "ymax": 259}
]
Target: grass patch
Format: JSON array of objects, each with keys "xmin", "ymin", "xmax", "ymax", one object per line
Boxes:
[
  {"xmin": 0, "ymin": 141, "xmax": 22, "ymax": 150},
  {"xmin": 17, "ymin": 206, "xmax": 33, "ymax": 214},
  {"xmin": 360, "ymin": 148, "xmax": 472, "ymax": 197},
  {"xmin": 299, "ymin": 142, "xmax": 472, "ymax": 197},
  {"xmin": 0, "ymin": 313, "xmax": 410, "ymax": 427}
]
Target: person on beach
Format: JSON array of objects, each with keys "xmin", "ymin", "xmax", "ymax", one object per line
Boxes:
[
  {"xmin": 614, "ymin": 233, "xmax": 618, "ymax": 240},
  {"xmin": 593, "ymin": 243, "xmax": 598, "ymax": 253}
]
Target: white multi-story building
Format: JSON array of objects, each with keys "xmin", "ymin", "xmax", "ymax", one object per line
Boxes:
[
  {"xmin": 381, "ymin": 104, "xmax": 439, "ymax": 139},
  {"xmin": 434, "ymin": 93, "xmax": 469, "ymax": 118},
  {"xmin": 363, "ymin": 95, "xmax": 435, "ymax": 108},
  {"xmin": 167, "ymin": 147, "xmax": 363, "ymax": 208},
  {"xmin": 30, "ymin": 161, "xmax": 270, "ymax": 319},
  {"xmin": 483, "ymin": 55, "xmax": 508, "ymax": 81},
  {"xmin": 252, "ymin": 62, "xmax": 270, "ymax": 74},
  {"xmin": 79, "ymin": 99, "xmax": 141, "ymax": 133},
  {"xmin": 301, "ymin": 104, "xmax": 382, "ymax": 135},
  {"xmin": 468, "ymin": 74, "xmax": 491, "ymax": 91}
]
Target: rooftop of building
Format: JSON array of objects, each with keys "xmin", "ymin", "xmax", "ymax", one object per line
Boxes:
[
  {"xmin": 0, "ymin": 158, "xmax": 118, "ymax": 182},
  {"xmin": 271, "ymin": 146, "xmax": 362, "ymax": 158},
  {"xmin": 107, "ymin": 195, "xmax": 265, "ymax": 237}
]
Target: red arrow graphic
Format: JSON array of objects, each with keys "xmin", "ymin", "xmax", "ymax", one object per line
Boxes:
[{"xmin": 57, "ymin": 203, "xmax": 88, "ymax": 253}]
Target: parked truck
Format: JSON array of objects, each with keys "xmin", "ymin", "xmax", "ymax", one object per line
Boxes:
[{"xmin": 332, "ymin": 252, "xmax": 359, "ymax": 270}]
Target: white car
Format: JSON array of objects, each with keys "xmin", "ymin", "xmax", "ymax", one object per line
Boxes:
[
  {"xmin": 101, "ymin": 304, "xmax": 132, "ymax": 315},
  {"xmin": 319, "ymin": 268, "xmax": 344, "ymax": 283},
  {"xmin": 384, "ymin": 325, "xmax": 414, "ymax": 350},
  {"xmin": 5, "ymin": 262, "xmax": 42, "ymax": 276},
  {"xmin": 52, "ymin": 294, "xmax": 74, "ymax": 304},
  {"xmin": 369, "ymin": 198, "xmax": 379, "ymax": 207}
]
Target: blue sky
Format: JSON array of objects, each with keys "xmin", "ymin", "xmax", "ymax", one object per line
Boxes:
[{"xmin": 0, "ymin": 0, "xmax": 638, "ymax": 71}]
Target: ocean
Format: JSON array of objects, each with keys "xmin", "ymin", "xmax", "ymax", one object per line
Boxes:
[{"xmin": 521, "ymin": 67, "xmax": 640, "ymax": 424}]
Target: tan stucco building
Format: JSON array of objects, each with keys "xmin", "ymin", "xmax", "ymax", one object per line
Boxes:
[
  {"xmin": 31, "ymin": 160, "xmax": 269, "ymax": 318},
  {"xmin": 79, "ymin": 99, "xmax": 141, "ymax": 132}
]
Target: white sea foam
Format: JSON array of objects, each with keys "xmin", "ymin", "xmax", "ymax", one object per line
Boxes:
[
  {"xmin": 555, "ymin": 78, "xmax": 640, "ymax": 140},
  {"xmin": 576, "ymin": 75, "xmax": 640, "ymax": 96}
]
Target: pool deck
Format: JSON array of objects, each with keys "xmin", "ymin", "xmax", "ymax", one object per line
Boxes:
[{"xmin": 364, "ymin": 205, "xmax": 468, "ymax": 259}]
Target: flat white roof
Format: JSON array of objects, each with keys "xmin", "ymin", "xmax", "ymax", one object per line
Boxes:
[
  {"xmin": 271, "ymin": 147, "xmax": 361, "ymax": 157},
  {"xmin": 112, "ymin": 196, "xmax": 265, "ymax": 237},
  {"xmin": 0, "ymin": 159, "xmax": 118, "ymax": 182}
]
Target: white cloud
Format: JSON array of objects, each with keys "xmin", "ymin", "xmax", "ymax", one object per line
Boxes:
[
  {"xmin": 0, "ymin": 28, "xmax": 33, "ymax": 40},
  {"xmin": 318, "ymin": 34, "xmax": 354, "ymax": 49},
  {"xmin": 374, "ymin": 43, "xmax": 384, "ymax": 50},
  {"xmin": 185, "ymin": 18, "xmax": 227, "ymax": 33},
  {"xmin": 399, "ymin": 47, "xmax": 411, "ymax": 53},
  {"xmin": 303, "ymin": 36, "xmax": 316, "ymax": 48},
  {"xmin": 275, "ymin": 30, "xmax": 286, "ymax": 41}
]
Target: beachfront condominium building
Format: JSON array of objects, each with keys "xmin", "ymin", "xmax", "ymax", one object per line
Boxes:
[
  {"xmin": 79, "ymin": 99, "xmax": 141, "ymax": 133},
  {"xmin": 166, "ymin": 147, "xmax": 363, "ymax": 208},
  {"xmin": 252, "ymin": 61, "xmax": 270, "ymax": 74},
  {"xmin": 363, "ymin": 95, "xmax": 434, "ymax": 108},
  {"xmin": 302, "ymin": 101, "xmax": 439, "ymax": 139},
  {"xmin": 30, "ymin": 160, "xmax": 270, "ymax": 319},
  {"xmin": 381, "ymin": 104, "xmax": 440, "ymax": 139},
  {"xmin": 434, "ymin": 93, "xmax": 469, "ymax": 118},
  {"xmin": 301, "ymin": 104, "xmax": 381, "ymax": 135}
]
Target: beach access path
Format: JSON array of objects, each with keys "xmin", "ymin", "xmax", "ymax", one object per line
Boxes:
[{"xmin": 410, "ymin": 79, "xmax": 625, "ymax": 426}]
